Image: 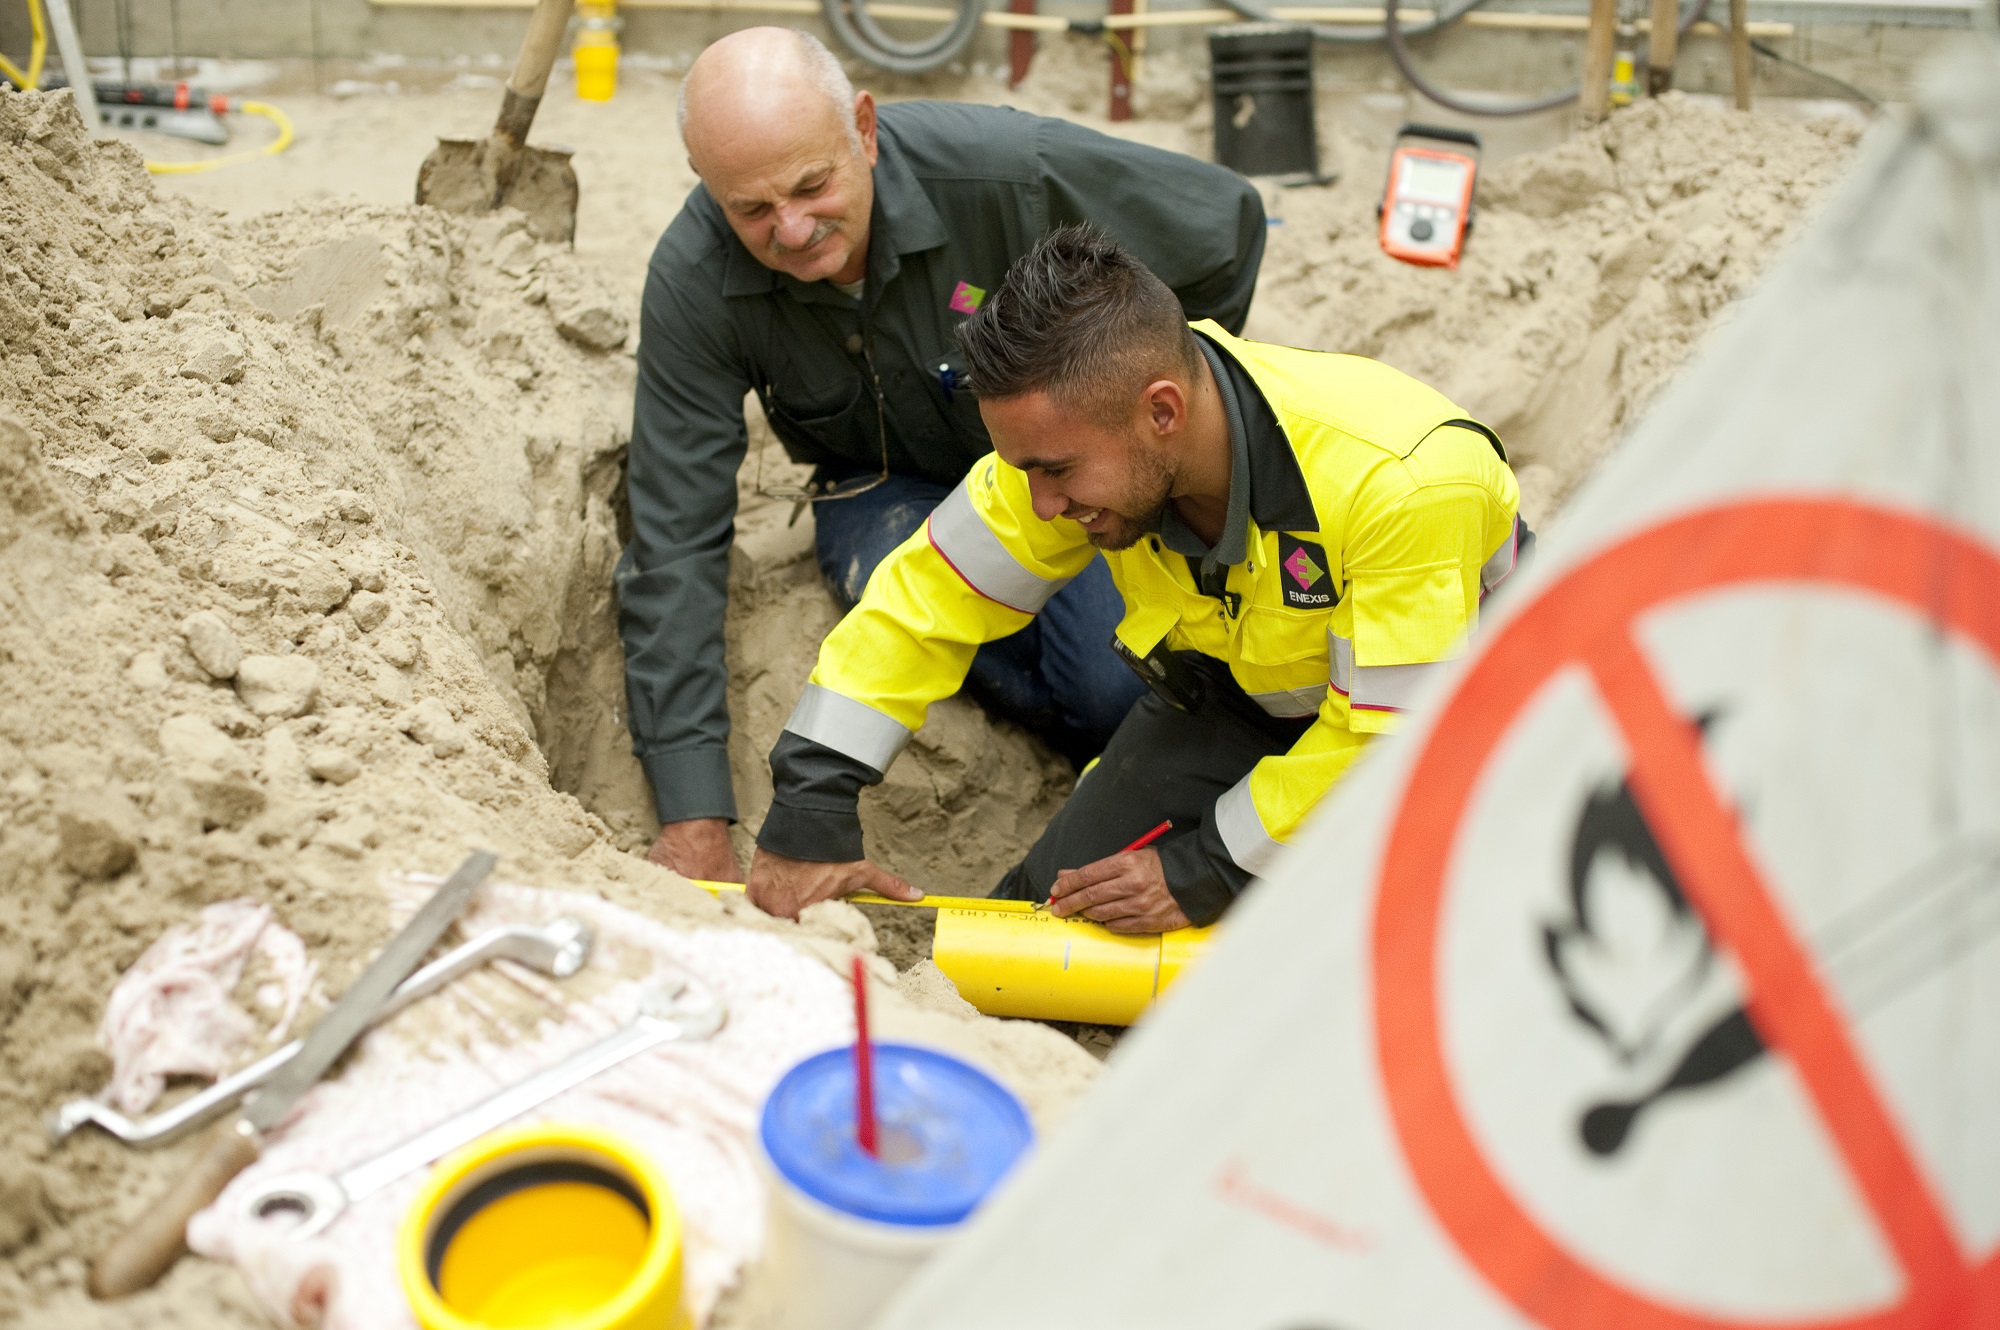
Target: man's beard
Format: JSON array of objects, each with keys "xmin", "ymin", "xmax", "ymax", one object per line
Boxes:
[{"xmin": 1084, "ymin": 447, "xmax": 1173, "ymax": 551}]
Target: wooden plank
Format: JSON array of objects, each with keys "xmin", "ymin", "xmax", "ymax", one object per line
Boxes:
[
  {"xmin": 359, "ymin": 0, "xmax": 1794, "ymax": 38},
  {"xmin": 987, "ymin": 10, "xmax": 1071, "ymax": 31},
  {"xmin": 1102, "ymin": 6, "xmax": 1235, "ymax": 24},
  {"xmin": 1579, "ymin": 0, "xmax": 1617, "ymax": 120},
  {"xmin": 1730, "ymin": 0, "xmax": 1753, "ymax": 109},
  {"xmin": 1647, "ymin": 0, "xmax": 1680, "ymax": 92}
]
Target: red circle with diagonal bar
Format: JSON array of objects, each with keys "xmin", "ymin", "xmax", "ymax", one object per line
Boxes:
[{"xmin": 1374, "ymin": 497, "xmax": 2000, "ymax": 1330}]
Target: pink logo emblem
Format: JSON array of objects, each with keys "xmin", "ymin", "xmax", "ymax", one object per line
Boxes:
[
  {"xmin": 1284, "ymin": 545, "xmax": 1325, "ymax": 590},
  {"xmin": 948, "ymin": 280, "xmax": 986, "ymax": 316}
]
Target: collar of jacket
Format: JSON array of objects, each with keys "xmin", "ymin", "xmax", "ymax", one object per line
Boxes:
[
  {"xmin": 719, "ymin": 127, "xmax": 949, "ymax": 303},
  {"xmin": 1154, "ymin": 331, "xmax": 1319, "ymax": 568}
]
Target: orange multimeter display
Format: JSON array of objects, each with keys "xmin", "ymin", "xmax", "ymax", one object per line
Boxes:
[{"xmin": 1379, "ymin": 124, "xmax": 1481, "ymax": 269}]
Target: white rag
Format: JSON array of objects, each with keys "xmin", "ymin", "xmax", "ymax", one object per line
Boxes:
[
  {"xmin": 95, "ymin": 880, "xmax": 853, "ymax": 1328},
  {"xmin": 100, "ymin": 899, "xmax": 316, "ymax": 1114}
]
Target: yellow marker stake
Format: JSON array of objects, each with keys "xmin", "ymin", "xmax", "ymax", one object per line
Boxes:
[{"xmin": 691, "ymin": 881, "xmax": 1214, "ymax": 1026}]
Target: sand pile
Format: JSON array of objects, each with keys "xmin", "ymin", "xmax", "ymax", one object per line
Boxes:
[
  {"xmin": 1247, "ymin": 94, "xmax": 1863, "ymax": 523},
  {"xmin": 0, "ymin": 87, "xmax": 1097, "ymax": 1328}
]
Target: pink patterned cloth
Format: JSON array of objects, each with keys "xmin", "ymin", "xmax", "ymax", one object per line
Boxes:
[{"xmin": 100, "ymin": 899, "xmax": 316, "ymax": 1114}]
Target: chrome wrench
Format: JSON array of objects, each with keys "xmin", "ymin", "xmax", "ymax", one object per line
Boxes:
[
  {"xmin": 238, "ymin": 969, "xmax": 726, "ymax": 1241},
  {"xmin": 51, "ymin": 918, "xmax": 595, "ymax": 1149}
]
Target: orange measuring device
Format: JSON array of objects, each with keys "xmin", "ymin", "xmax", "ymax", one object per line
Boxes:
[{"xmin": 1378, "ymin": 124, "xmax": 1481, "ymax": 269}]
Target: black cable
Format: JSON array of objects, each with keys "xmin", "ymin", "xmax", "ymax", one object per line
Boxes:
[
  {"xmin": 1750, "ymin": 38, "xmax": 1879, "ymax": 108},
  {"xmin": 1382, "ymin": 0, "xmax": 1707, "ymax": 118},
  {"xmin": 1382, "ymin": 0, "xmax": 1576, "ymax": 116}
]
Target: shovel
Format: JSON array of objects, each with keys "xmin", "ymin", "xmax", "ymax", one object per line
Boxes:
[{"xmin": 415, "ymin": 0, "xmax": 580, "ymax": 245}]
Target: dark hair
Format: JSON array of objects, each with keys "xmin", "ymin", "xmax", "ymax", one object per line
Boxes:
[{"xmin": 956, "ymin": 224, "xmax": 1200, "ymax": 425}]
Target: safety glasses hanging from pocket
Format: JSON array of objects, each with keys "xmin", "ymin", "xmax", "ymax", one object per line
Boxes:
[{"xmin": 754, "ymin": 344, "xmax": 892, "ymax": 518}]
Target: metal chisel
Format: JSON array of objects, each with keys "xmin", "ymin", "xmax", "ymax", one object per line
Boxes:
[{"xmin": 88, "ymin": 849, "xmax": 499, "ymax": 1299}]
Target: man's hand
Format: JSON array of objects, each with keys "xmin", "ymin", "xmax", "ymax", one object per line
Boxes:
[
  {"xmin": 746, "ymin": 847, "xmax": 922, "ymax": 920},
  {"xmin": 1047, "ymin": 847, "xmax": 1191, "ymax": 935},
  {"xmin": 647, "ymin": 817, "xmax": 744, "ymax": 884}
]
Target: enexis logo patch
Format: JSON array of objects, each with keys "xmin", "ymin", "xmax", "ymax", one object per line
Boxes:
[
  {"xmin": 948, "ymin": 281, "xmax": 986, "ymax": 315},
  {"xmin": 1279, "ymin": 534, "xmax": 1334, "ymax": 609}
]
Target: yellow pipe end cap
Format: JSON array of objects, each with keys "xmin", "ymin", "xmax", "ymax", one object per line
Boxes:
[{"xmin": 400, "ymin": 1121, "xmax": 686, "ymax": 1330}]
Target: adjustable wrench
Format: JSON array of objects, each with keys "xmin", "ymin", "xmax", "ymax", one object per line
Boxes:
[
  {"xmin": 52, "ymin": 918, "xmax": 594, "ymax": 1149},
  {"xmin": 238, "ymin": 969, "xmax": 726, "ymax": 1242}
]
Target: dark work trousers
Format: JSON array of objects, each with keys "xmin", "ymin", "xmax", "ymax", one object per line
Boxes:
[
  {"xmin": 991, "ymin": 690, "xmax": 1314, "ymax": 901},
  {"xmin": 811, "ymin": 473, "xmax": 1146, "ymax": 769}
]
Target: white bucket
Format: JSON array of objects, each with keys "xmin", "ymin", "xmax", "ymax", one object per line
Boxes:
[
  {"xmin": 756, "ymin": 1044, "xmax": 1033, "ymax": 1330},
  {"xmin": 757, "ymin": 1152, "xmax": 960, "ymax": 1330}
]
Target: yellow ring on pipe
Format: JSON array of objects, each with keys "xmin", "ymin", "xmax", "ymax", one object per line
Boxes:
[{"xmin": 399, "ymin": 1121, "xmax": 687, "ymax": 1330}]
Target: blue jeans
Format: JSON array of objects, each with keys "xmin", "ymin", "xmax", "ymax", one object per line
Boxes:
[{"xmin": 812, "ymin": 473, "xmax": 1145, "ymax": 767}]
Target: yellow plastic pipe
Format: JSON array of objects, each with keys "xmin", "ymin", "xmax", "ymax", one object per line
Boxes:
[{"xmin": 692, "ymin": 882, "xmax": 1213, "ymax": 1025}]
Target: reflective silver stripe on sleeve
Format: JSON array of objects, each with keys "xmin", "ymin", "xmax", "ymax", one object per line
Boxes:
[
  {"xmin": 925, "ymin": 479, "xmax": 1074, "ymax": 615},
  {"xmin": 1215, "ymin": 775, "xmax": 1284, "ymax": 876},
  {"xmin": 1248, "ymin": 684, "xmax": 1328, "ymax": 718},
  {"xmin": 1350, "ymin": 660, "xmax": 1444, "ymax": 714},
  {"xmin": 1330, "ymin": 628, "xmax": 1442, "ymax": 714},
  {"xmin": 1328, "ymin": 629, "xmax": 1354, "ymax": 698},
  {"xmin": 782, "ymin": 683, "xmax": 912, "ymax": 773},
  {"xmin": 1481, "ymin": 517, "xmax": 1520, "ymax": 596}
]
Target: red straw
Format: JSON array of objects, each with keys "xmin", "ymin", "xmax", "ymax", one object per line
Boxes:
[
  {"xmin": 1121, "ymin": 819, "xmax": 1174, "ymax": 854},
  {"xmin": 851, "ymin": 954, "xmax": 878, "ymax": 1158}
]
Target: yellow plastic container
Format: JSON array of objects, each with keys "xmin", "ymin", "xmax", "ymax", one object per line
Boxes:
[
  {"xmin": 1610, "ymin": 50, "xmax": 1637, "ymax": 107},
  {"xmin": 574, "ymin": 2, "xmax": 621, "ymax": 102},
  {"xmin": 400, "ymin": 1122, "xmax": 686, "ymax": 1330}
]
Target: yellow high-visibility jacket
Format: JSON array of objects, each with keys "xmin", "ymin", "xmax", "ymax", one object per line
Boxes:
[{"xmin": 765, "ymin": 322, "xmax": 1521, "ymax": 891}]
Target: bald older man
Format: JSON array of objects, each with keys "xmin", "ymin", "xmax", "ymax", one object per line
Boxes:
[{"xmin": 620, "ymin": 28, "xmax": 1266, "ymax": 882}]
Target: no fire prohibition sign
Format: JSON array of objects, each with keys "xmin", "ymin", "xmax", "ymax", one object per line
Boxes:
[{"xmin": 1373, "ymin": 498, "xmax": 2000, "ymax": 1329}]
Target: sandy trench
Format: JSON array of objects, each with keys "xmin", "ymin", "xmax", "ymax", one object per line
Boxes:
[{"xmin": 0, "ymin": 48, "xmax": 1859, "ymax": 1329}]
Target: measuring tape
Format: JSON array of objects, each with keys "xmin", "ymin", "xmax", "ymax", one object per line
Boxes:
[
  {"xmin": 690, "ymin": 880, "xmax": 1215, "ymax": 1024},
  {"xmin": 1379, "ymin": 123, "xmax": 1481, "ymax": 270}
]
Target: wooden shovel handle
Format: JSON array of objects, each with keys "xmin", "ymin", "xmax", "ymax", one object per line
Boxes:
[
  {"xmin": 504, "ymin": 0, "xmax": 576, "ymax": 117},
  {"xmin": 89, "ymin": 1120, "xmax": 261, "ymax": 1300}
]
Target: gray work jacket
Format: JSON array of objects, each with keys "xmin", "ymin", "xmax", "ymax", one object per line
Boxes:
[{"xmin": 618, "ymin": 99, "xmax": 1267, "ymax": 824}]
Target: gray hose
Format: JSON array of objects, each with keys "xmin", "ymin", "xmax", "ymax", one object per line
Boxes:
[
  {"xmin": 1381, "ymin": 0, "xmax": 1577, "ymax": 116},
  {"xmin": 821, "ymin": 0, "xmax": 985, "ymax": 72}
]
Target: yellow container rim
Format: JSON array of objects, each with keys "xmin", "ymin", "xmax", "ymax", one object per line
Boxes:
[{"xmin": 398, "ymin": 1120, "xmax": 684, "ymax": 1330}]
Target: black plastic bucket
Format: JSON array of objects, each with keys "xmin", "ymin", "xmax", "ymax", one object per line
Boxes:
[{"xmin": 1209, "ymin": 25, "xmax": 1318, "ymax": 180}]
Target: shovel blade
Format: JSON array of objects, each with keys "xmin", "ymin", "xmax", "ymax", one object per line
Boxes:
[{"xmin": 416, "ymin": 136, "xmax": 579, "ymax": 246}]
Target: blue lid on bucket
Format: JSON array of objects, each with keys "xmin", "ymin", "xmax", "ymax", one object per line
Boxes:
[{"xmin": 760, "ymin": 1043, "xmax": 1034, "ymax": 1227}]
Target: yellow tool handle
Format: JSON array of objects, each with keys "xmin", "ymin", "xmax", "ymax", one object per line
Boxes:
[{"xmin": 90, "ymin": 1119, "xmax": 260, "ymax": 1299}]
